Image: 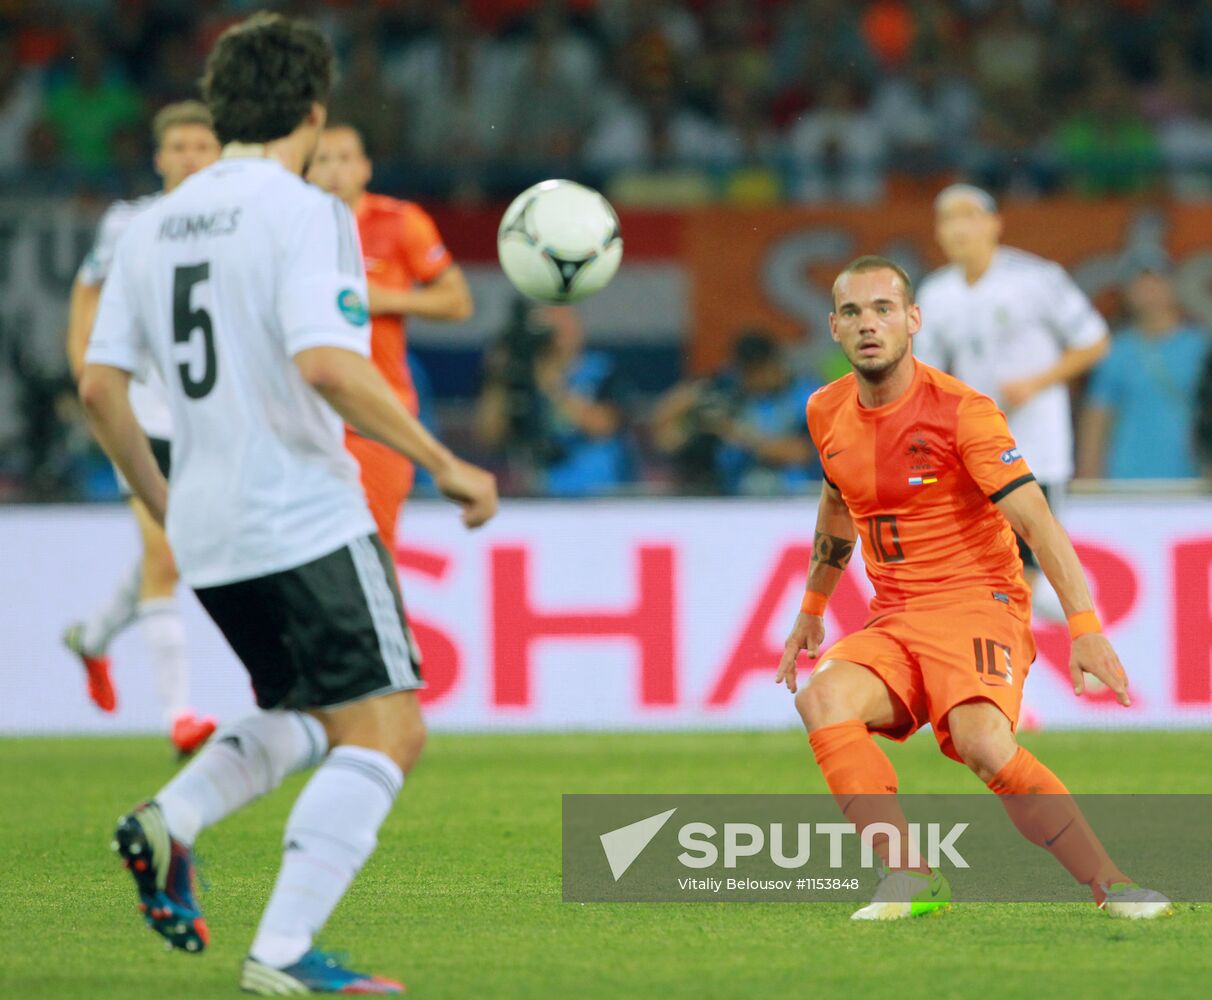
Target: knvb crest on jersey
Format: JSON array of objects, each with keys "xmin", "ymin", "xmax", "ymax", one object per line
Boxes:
[{"xmin": 906, "ymin": 431, "xmax": 939, "ymax": 485}]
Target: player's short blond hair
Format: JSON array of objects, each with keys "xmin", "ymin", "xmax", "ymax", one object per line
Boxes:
[
  {"xmin": 833, "ymin": 255, "xmax": 915, "ymax": 305},
  {"xmin": 152, "ymin": 101, "xmax": 215, "ymax": 148},
  {"xmin": 934, "ymin": 183, "xmax": 997, "ymax": 215}
]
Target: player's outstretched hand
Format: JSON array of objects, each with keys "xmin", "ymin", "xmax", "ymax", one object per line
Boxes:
[
  {"xmin": 1070, "ymin": 633, "xmax": 1130, "ymax": 706},
  {"xmin": 775, "ymin": 613, "xmax": 825, "ymax": 694},
  {"xmin": 435, "ymin": 458, "xmax": 498, "ymax": 528}
]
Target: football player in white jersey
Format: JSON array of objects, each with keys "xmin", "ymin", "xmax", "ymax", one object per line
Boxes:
[
  {"xmin": 915, "ymin": 184, "xmax": 1109, "ymax": 619},
  {"xmin": 64, "ymin": 101, "xmax": 221, "ymax": 756},
  {"xmin": 79, "ymin": 14, "xmax": 496, "ymax": 995}
]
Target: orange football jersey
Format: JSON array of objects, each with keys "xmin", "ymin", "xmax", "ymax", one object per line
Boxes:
[
  {"xmin": 353, "ymin": 192, "xmax": 453, "ymax": 414},
  {"xmin": 807, "ymin": 360, "xmax": 1035, "ymax": 620}
]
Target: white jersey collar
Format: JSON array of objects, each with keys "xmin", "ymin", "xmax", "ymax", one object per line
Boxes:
[{"xmin": 221, "ymin": 142, "xmax": 269, "ymax": 160}]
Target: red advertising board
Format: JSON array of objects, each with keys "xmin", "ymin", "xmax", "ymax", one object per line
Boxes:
[{"xmin": 4, "ymin": 500, "xmax": 1210, "ymax": 734}]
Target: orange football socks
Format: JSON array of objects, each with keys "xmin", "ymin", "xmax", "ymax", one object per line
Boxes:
[
  {"xmin": 808, "ymin": 720, "xmax": 928, "ymax": 872},
  {"xmin": 987, "ymin": 746, "xmax": 1129, "ymax": 900}
]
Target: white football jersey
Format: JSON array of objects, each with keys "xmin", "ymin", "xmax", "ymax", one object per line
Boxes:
[
  {"xmin": 86, "ymin": 155, "xmax": 376, "ymax": 588},
  {"xmin": 79, "ymin": 195, "xmax": 174, "ymax": 440},
  {"xmin": 915, "ymin": 247, "xmax": 1108, "ymax": 482}
]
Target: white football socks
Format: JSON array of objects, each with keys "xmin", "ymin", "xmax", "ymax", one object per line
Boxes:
[
  {"xmin": 138, "ymin": 597, "xmax": 189, "ymax": 725},
  {"xmin": 80, "ymin": 563, "xmax": 142, "ymax": 654},
  {"xmin": 249, "ymin": 746, "xmax": 404, "ymax": 969},
  {"xmin": 156, "ymin": 711, "xmax": 328, "ymax": 845}
]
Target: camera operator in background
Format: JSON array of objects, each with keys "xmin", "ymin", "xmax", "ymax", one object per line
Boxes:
[
  {"xmin": 475, "ymin": 301, "xmax": 631, "ymax": 496},
  {"xmin": 651, "ymin": 330, "xmax": 821, "ymax": 495}
]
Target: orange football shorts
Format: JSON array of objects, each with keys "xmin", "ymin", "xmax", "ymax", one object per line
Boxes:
[{"xmin": 817, "ymin": 600, "xmax": 1036, "ymax": 761}]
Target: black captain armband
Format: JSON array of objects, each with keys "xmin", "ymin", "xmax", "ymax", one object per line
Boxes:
[{"xmin": 989, "ymin": 473, "xmax": 1036, "ymax": 503}]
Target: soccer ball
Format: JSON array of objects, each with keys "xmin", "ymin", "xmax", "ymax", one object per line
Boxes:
[{"xmin": 497, "ymin": 179, "xmax": 623, "ymax": 304}]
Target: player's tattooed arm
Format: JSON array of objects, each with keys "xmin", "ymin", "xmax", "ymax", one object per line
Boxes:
[
  {"xmin": 813, "ymin": 531, "xmax": 855, "ymax": 570},
  {"xmin": 803, "ymin": 477, "xmax": 857, "ymax": 597},
  {"xmin": 778, "ymin": 481, "xmax": 855, "ymax": 690}
]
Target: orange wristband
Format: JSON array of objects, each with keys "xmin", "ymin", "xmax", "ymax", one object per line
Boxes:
[
  {"xmin": 1067, "ymin": 610, "xmax": 1102, "ymax": 639},
  {"xmin": 801, "ymin": 591, "xmax": 828, "ymax": 616}
]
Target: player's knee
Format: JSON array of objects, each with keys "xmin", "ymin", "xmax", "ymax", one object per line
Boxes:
[
  {"xmin": 796, "ymin": 675, "xmax": 857, "ymax": 732},
  {"xmin": 951, "ymin": 728, "xmax": 1016, "ymax": 782},
  {"xmin": 321, "ymin": 691, "xmax": 426, "ymax": 772}
]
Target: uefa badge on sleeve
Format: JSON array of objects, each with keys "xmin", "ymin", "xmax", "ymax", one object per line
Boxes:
[{"xmin": 336, "ymin": 288, "xmax": 369, "ymax": 326}]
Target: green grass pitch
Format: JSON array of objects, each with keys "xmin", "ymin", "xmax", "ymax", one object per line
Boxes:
[{"xmin": 2, "ymin": 730, "xmax": 1210, "ymax": 999}]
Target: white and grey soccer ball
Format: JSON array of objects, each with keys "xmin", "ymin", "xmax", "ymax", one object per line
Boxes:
[{"xmin": 497, "ymin": 179, "xmax": 623, "ymax": 304}]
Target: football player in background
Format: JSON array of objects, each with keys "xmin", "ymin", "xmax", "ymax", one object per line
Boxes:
[
  {"xmin": 307, "ymin": 123, "xmax": 473, "ymax": 553},
  {"xmin": 63, "ymin": 100, "xmax": 220, "ymax": 756},
  {"xmin": 915, "ymin": 185, "xmax": 1109, "ymax": 621},
  {"xmin": 777, "ymin": 256, "xmax": 1169, "ymax": 921}
]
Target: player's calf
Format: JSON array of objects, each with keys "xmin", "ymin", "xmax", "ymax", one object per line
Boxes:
[
  {"xmin": 977, "ymin": 739, "xmax": 1173, "ymax": 916},
  {"xmin": 382, "ymin": 716, "xmax": 427, "ymax": 774}
]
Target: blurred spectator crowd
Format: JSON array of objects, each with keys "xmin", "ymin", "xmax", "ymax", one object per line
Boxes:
[
  {"xmin": 473, "ymin": 306, "xmax": 824, "ymax": 497},
  {"xmin": 5, "ymin": 0, "xmax": 1212, "ymax": 501},
  {"xmin": 9, "ymin": 278, "xmax": 1212, "ymax": 502},
  {"xmin": 470, "ymin": 279, "xmax": 1212, "ymax": 499},
  {"xmin": 6, "ymin": 0, "xmax": 1212, "ymax": 201}
]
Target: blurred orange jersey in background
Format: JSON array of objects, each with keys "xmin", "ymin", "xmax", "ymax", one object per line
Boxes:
[
  {"xmin": 348, "ymin": 193, "xmax": 454, "ymax": 550},
  {"xmin": 354, "ymin": 192, "xmax": 453, "ymax": 414}
]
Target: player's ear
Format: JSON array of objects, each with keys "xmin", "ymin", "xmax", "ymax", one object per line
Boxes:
[
  {"xmin": 828, "ymin": 312, "xmax": 840, "ymax": 343},
  {"xmin": 906, "ymin": 302, "xmax": 922, "ymax": 337},
  {"xmin": 152, "ymin": 148, "xmax": 166, "ymax": 181}
]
